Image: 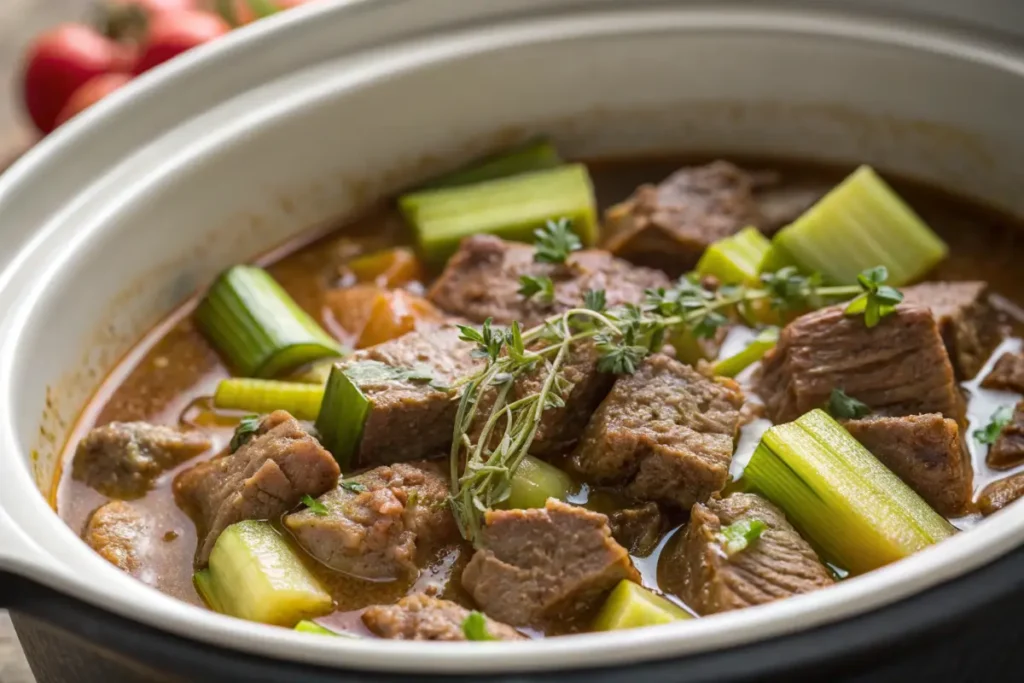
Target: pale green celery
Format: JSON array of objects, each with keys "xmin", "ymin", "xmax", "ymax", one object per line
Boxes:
[
  {"xmin": 502, "ymin": 455, "xmax": 576, "ymax": 510},
  {"xmin": 696, "ymin": 226, "xmax": 771, "ymax": 284},
  {"xmin": 711, "ymin": 327, "xmax": 779, "ymax": 378},
  {"xmin": 214, "ymin": 378, "xmax": 325, "ymax": 421},
  {"xmin": 314, "ymin": 364, "xmax": 371, "ymax": 468},
  {"xmin": 592, "ymin": 580, "xmax": 692, "ymax": 631}
]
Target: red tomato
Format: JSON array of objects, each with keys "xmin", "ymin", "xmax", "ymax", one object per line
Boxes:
[
  {"xmin": 21, "ymin": 24, "xmax": 133, "ymax": 134},
  {"xmin": 53, "ymin": 73, "xmax": 133, "ymax": 128},
  {"xmin": 133, "ymin": 10, "xmax": 231, "ymax": 75}
]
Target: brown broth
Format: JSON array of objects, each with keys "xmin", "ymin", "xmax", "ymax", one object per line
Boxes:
[{"xmin": 55, "ymin": 155, "xmax": 1024, "ymax": 630}]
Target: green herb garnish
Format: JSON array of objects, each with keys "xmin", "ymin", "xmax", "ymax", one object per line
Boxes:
[
  {"xmin": 532, "ymin": 217, "xmax": 582, "ymax": 264},
  {"xmin": 343, "ymin": 360, "xmax": 434, "ymax": 385},
  {"xmin": 229, "ymin": 415, "xmax": 261, "ymax": 453},
  {"xmin": 583, "ymin": 289, "xmax": 606, "ymax": 313},
  {"xmin": 975, "ymin": 405, "xmax": 1014, "ymax": 445},
  {"xmin": 518, "ymin": 275, "xmax": 555, "ymax": 304},
  {"xmin": 827, "ymin": 388, "xmax": 871, "ymax": 420},
  {"xmin": 341, "ymin": 481, "xmax": 368, "ymax": 494},
  {"xmin": 843, "ymin": 266, "xmax": 904, "ymax": 327},
  {"xmin": 719, "ymin": 519, "xmax": 767, "ymax": 556},
  {"xmin": 301, "ymin": 494, "xmax": 328, "ymax": 516},
  {"xmin": 461, "ymin": 611, "xmax": 496, "ymax": 641}
]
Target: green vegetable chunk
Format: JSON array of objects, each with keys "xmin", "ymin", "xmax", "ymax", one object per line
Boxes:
[
  {"xmin": 975, "ymin": 405, "xmax": 1014, "ymax": 445},
  {"xmin": 711, "ymin": 327, "xmax": 779, "ymax": 378},
  {"xmin": 771, "ymin": 166, "xmax": 948, "ymax": 286},
  {"xmin": 295, "ymin": 620, "xmax": 342, "ymax": 636},
  {"xmin": 399, "ymin": 164, "xmax": 598, "ymax": 265},
  {"xmin": 419, "ymin": 138, "xmax": 563, "ymax": 190},
  {"xmin": 314, "ymin": 364, "xmax": 372, "ymax": 468},
  {"xmin": 696, "ymin": 226, "xmax": 771, "ymax": 285},
  {"xmin": 592, "ymin": 580, "xmax": 692, "ymax": 631},
  {"xmin": 214, "ymin": 378, "xmax": 326, "ymax": 421},
  {"xmin": 205, "ymin": 520, "xmax": 332, "ymax": 626},
  {"xmin": 196, "ymin": 266, "xmax": 345, "ymax": 378},
  {"xmin": 461, "ymin": 611, "xmax": 497, "ymax": 641},
  {"xmin": 501, "ymin": 455, "xmax": 576, "ymax": 510},
  {"xmin": 742, "ymin": 409, "xmax": 955, "ymax": 575},
  {"xmin": 193, "ymin": 568, "xmax": 224, "ymax": 613},
  {"xmin": 719, "ymin": 518, "xmax": 767, "ymax": 556}
]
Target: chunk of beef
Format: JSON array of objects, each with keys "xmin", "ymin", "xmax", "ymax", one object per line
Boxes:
[
  {"xmin": 979, "ymin": 473, "xmax": 1024, "ymax": 516},
  {"xmin": 842, "ymin": 414, "xmax": 972, "ymax": 516},
  {"xmin": 608, "ymin": 502, "xmax": 664, "ymax": 556},
  {"xmin": 362, "ymin": 594, "xmax": 524, "ymax": 641},
  {"xmin": 338, "ymin": 325, "xmax": 482, "ymax": 467},
  {"xmin": 987, "ymin": 401, "xmax": 1024, "ymax": 470},
  {"xmin": 981, "ymin": 352, "xmax": 1024, "ymax": 393},
  {"xmin": 175, "ymin": 410, "xmax": 340, "ymax": 567},
  {"xmin": 82, "ymin": 500, "xmax": 148, "ymax": 574},
  {"xmin": 72, "ymin": 422, "xmax": 211, "ymax": 499},
  {"xmin": 428, "ymin": 234, "xmax": 670, "ymax": 327},
  {"xmin": 571, "ymin": 355, "xmax": 743, "ymax": 508},
  {"xmin": 757, "ymin": 305, "xmax": 964, "ymax": 425},
  {"xmin": 601, "ymin": 161, "xmax": 763, "ymax": 273},
  {"xmin": 661, "ymin": 493, "xmax": 833, "ymax": 615},
  {"xmin": 902, "ymin": 282, "xmax": 1003, "ymax": 379},
  {"xmin": 461, "ymin": 499, "xmax": 638, "ymax": 627},
  {"xmin": 284, "ymin": 461, "xmax": 456, "ymax": 580}
]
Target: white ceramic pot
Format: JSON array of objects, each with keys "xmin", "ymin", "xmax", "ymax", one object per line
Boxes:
[{"xmin": 2, "ymin": 1, "xmax": 1024, "ymax": 681}]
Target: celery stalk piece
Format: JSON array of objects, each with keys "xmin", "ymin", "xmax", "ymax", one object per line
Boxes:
[
  {"xmin": 501, "ymin": 455, "xmax": 577, "ymax": 510},
  {"xmin": 743, "ymin": 409, "xmax": 954, "ymax": 574},
  {"xmin": 313, "ymin": 364, "xmax": 372, "ymax": 468},
  {"xmin": 696, "ymin": 226, "xmax": 771, "ymax": 285},
  {"xmin": 399, "ymin": 164, "xmax": 598, "ymax": 265},
  {"xmin": 592, "ymin": 580, "xmax": 692, "ymax": 631},
  {"xmin": 193, "ymin": 568, "xmax": 224, "ymax": 613},
  {"xmin": 195, "ymin": 265, "xmax": 345, "ymax": 378},
  {"xmin": 772, "ymin": 166, "xmax": 948, "ymax": 286},
  {"xmin": 419, "ymin": 138, "xmax": 563, "ymax": 190},
  {"xmin": 214, "ymin": 378, "xmax": 326, "ymax": 421},
  {"xmin": 758, "ymin": 241, "xmax": 800, "ymax": 275},
  {"xmin": 206, "ymin": 520, "xmax": 333, "ymax": 627},
  {"xmin": 711, "ymin": 327, "xmax": 779, "ymax": 378},
  {"xmin": 294, "ymin": 620, "xmax": 352, "ymax": 636}
]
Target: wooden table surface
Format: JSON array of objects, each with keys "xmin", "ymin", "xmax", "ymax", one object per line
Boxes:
[{"xmin": 1, "ymin": 5, "xmax": 88, "ymax": 680}]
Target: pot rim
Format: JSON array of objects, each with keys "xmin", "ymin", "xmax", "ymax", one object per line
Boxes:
[{"xmin": 3, "ymin": 0, "xmax": 1024, "ymax": 674}]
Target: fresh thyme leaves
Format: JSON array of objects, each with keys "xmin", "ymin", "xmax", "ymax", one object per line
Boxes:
[
  {"xmin": 458, "ymin": 318, "xmax": 507, "ymax": 361},
  {"xmin": 533, "ymin": 218, "xmax": 582, "ymax": 264},
  {"xmin": 341, "ymin": 481, "xmax": 368, "ymax": 494},
  {"xmin": 844, "ymin": 266, "xmax": 904, "ymax": 328},
  {"xmin": 461, "ymin": 611, "xmax": 496, "ymax": 641},
  {"xmin": 827, "ymin": 388, "xmax": 871, "ymax": 420},
  {"xmin": 518, "ymin": 274, "xmax": 555, "ymax": 304},
  {"xmin": 343, "ymin": 360, "xmax": 434, "ymax": 385},
  {"xmin": 229, "ymin": 415, "xmax": 261, "ymax": 452},
  {"xmin": 301, "ymin": 494, "xmax": 328, "ymax": 516},
  {"xmin": 975, "ymin": 405, "xmax": 1014, "ymax": 445},
  {"xmin": 719, "ymin": 519, "xmax": 766, "ymax": 556},
  {"xmin": 583, "ymin": 288, "xmax": 606, "ymax": 312}
]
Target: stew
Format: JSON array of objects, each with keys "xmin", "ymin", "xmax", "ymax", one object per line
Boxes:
[{"xmin": 55, "ymin": 140, "xmax": 1024, "ymax": 640}]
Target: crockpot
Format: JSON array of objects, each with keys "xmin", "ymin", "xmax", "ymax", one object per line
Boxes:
[{"xmin": 3, "ymin": 1, "xmax": 1024, "ymax": 681}]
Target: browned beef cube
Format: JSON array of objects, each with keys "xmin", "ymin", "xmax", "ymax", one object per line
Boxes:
[
  {"xmin": 339, "ymin": 325, "xmax": 482, "ymax": 467},
  {"xmin": 175, "ymin": 411, "xmax": 340, "ymax": 567},
  {"xmin": 982, "ymin": 352, "xmax": 1024, "ymax": 393},
  {"xmin": 601, "ymin": 161, "xmax": 763, "ymax": 273},
  {"xmin": 428, "ymin": 234, "xmax": 670, "ymax": 328},
  {"xmin": 661, "ymin": 493, "xmax": 833, "ymax": 615},
  {"xmin": 461, "ymin": 499, "xmax": 638, "ymax": 627},
  {"xmin": 757, "ymin": 305, "xmax": 964, "ymax": 425},
  {"xmin": 362, "ymin": 594, "xmax": 524, "ymax": 641},
  {"xmin": 608, "ymin": 502, "xmax": 664, "ymax": 557},
  {"xmin": 979, "ymin": 473, "xmax": 1024, "ymax": 516},
  {"xmin": 902, "ymin": 281, "xmax": 1003, "ymax": 379},
  {"xmin": 72, "ymin": 422, "xmax": 211, "ymax": 499},
  {"xmin": 283, "ymin": 461, "xmax": 456, "ymax": 581},
  {"xmin": 987, "ymin": 401, "xmax": 1024, "ymax": 470},
  {"xmin": 842, "ymin": 414, "xmax": 972, "ymax": 516},
  {"xmin": 570, "ymin": 354, "xmax": 743, "ymax": 508},
  {"xmin": 82, "ymin": 500, "xmax": 148, "ymax": 574}
]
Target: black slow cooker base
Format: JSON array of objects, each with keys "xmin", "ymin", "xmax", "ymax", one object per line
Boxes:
[{"xmin": 4, "ymin": 542, "xmax": 1024, "ymax": 683}]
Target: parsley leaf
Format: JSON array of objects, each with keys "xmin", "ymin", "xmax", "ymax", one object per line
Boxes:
[
  {"xmin": 533, "ymin": 218, "xmax": 582, "ymax": 264},
  {"xmin": 341, "ymin": 481, "xmax": 367, "ymax": 494},
  {"xmin": 844, "ymin": 266, "xmax": 904, "ymax": 328},
  {"xmin": 458, "ymin": 318, "xmax": 506, "ymax": 361},
  {"xmin": 583, "ymin": 288, "xmax": 606, "ymax": 312},
  {"xmin": 827, "ymin": 388, "xmax": 871, "ymax": 420},
  {"xmin": 301, "ymin": 494, "xmax": 328, "ymax": 516},
  {"xmin": 975, "ymin": 405, "xmax": 1014, "ymax": 445},
  {"xmin": 719, "ymin": 519, "xmax": 766, "ymax": 556},
  {"xmin": 518, "ymin": 275, "xmax": 555, "ymax": 304},
  {"xmin": 461, "ymin": 611, "xmax": 497, "ymax": 641},
  {"xmin": 229, "ymin": 415, "xmax": 261, "ymax": 452}
]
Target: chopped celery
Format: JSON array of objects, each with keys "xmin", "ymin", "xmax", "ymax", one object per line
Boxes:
[
  {"xmin": 195, "ymin": 266, "xmax": 345, "ymax": 378},
  {"xmin": 314, "ymin": 364, "xmax": 372, "ymax": 468},
  {"xmin": 419, "ymin": 138, "xmax": 563, "ymax": 190},
  {"xmin": 502, "ymin": 455, "xmax": 576, "ymax": 510},
  {"xmin": 742, "ymin": 409, "xmax": 955, "ymax": 574},
  {"xmin": 206, "ymin": 520, "xmax": 332, "ymax": 626},
  {"xmin": 669, "ymin": 327, "xmax": 717, "ymax": 366},
  {"xmin": 289, "ymin": 358, "xmax": 338, "ymax": 385},
  {"xmin": 592, "ymin": 580, "xmax": 692, "ymax": 631},
  {"xmin": 696, "ymin": 226, "xmax": 771, "ymax": 285},
  {"xmin": 711, "ymin": 327, "xmax": 779, "ymax": 378},
  {"xmin": 758, "ymin": 241, "xmax": 800, "ymax": 274},
  {"xmin": 772, "ymin": 166, "xmax": 948, "ymax": 286},
  {"xmin": 294, "ymin": 620, "xmax": 354, "ymax": 636},
  {"xmin": 193, "ymin": 568, "xmax": 224, "ymax": 613},
  {"xmin": 399, "ymin": 164, "xmax": 598, "ymax": 265},
  {"xmin": 214, "ymin": 378, "xmax": 325, "ymax": 421}
]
